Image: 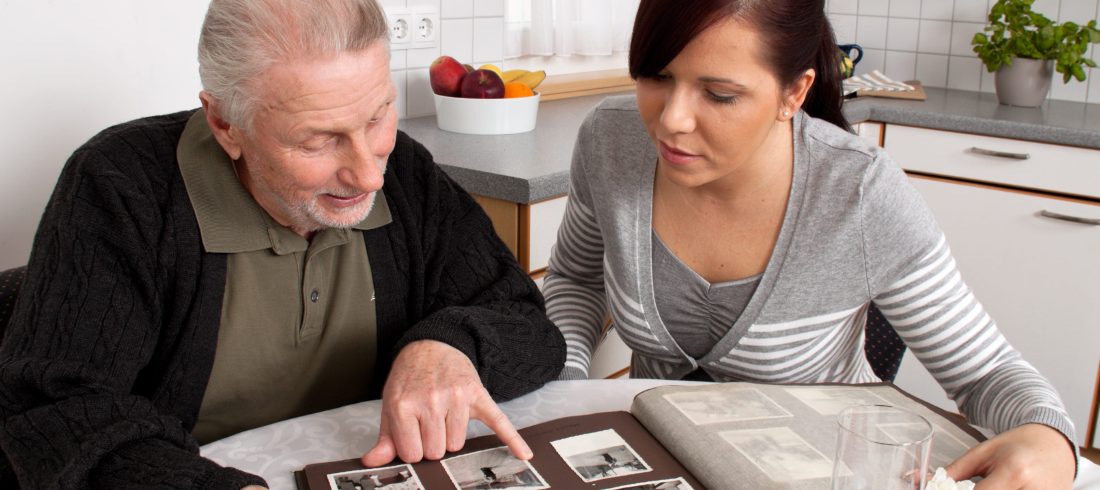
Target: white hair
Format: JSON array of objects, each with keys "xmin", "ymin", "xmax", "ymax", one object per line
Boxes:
[{"xmin": 198, "ymin": 0, "xmax": 389, "ymax": 130}]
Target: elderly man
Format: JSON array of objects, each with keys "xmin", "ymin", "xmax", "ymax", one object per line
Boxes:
[{"xmin": 0, "ymin": 0, "xmax": 565, "ymax": 488}]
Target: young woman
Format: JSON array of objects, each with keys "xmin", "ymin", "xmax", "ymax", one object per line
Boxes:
[{"xmin": 543, "ymin": 0, "xmax": 1077, "ymax": 486}]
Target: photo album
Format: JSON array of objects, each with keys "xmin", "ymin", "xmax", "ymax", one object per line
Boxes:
[{"xmin": 294, "ymin": 382, "xmax": 985, "ymax": 490}]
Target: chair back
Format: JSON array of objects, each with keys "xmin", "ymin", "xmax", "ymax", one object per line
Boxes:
[
  {"xmin": 0, "ymin": 265, "xmax": 27, "ymax": 337},
  {"xmin": 864, "ymin": 303, "xmax": 906, "ymax": 382}
]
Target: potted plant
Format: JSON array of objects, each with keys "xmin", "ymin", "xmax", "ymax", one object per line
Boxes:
[{"xmin": 971, "ymin": 0, "xmax": 1100, "ymax": 107}]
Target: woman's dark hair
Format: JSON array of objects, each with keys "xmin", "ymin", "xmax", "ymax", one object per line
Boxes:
[{"xmin": 629, "ymin": 0, "xmax": 849, "ymax": 131}]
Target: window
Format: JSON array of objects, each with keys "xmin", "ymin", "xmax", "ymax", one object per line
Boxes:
[{"xmin": 505, "ymin": 0, "xmax": 639, "ymax": 74}]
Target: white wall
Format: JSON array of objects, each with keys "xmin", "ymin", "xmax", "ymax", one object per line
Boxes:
[
  {"xmin": 0, "ymin": 2, "xmax": 209, "ymax": 269},
  {"xmin": 0, "ymin": 0, "xmax": 509, "ymax": 269},
  {"xmin": 827, "ymin": 0, "xmax": 1100, "ymax": 102}
]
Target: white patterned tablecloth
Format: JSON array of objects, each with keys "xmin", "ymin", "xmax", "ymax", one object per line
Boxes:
[{"xmin": 201, "ymin": 379, "xmax": 1100, "ymax": 489}]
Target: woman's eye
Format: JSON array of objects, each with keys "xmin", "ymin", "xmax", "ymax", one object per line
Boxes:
[{"xmin": 707, "ymin": 91, "xmax": 738, "ymax": 104}]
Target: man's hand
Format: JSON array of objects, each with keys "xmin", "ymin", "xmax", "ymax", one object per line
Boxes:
[
  {"xmin": 361, "ymin": 340, "xmax": 532, "ymax": 466},
  {"xmin": 946, "ymin": 423, "xmax": 1076, "ymax": 489}
]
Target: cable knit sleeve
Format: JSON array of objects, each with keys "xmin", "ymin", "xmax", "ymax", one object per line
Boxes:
[
  {"xmin": 0, "ymin": 117, "xmax": 265, "ymax": 489},
  {"xmin": 386, "ymin": 132, "xmax": 566, "ymax": 401}
]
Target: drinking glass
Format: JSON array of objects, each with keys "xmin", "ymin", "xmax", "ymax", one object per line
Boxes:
[{"xmin": 832, "ymin": 404, "xmax": 934, "ymax": 490}]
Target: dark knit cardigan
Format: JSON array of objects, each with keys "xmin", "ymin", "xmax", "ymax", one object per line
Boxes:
[{"xmin": 0, "ymin": 110, "xmax": 566, "ymax": 489}]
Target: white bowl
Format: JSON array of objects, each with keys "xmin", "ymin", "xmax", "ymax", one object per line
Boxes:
[{"xmin": 433, "ymin": 92, "xmax": 540, "ymax": 135}]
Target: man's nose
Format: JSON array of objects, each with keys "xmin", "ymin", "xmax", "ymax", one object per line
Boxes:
[{"xmin": 341, "ymin": 137, "xmax": 386, "ymax": 192}]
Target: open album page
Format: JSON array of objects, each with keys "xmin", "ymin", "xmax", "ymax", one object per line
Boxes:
[
  {"xmin": 297, "ymin": 411, "xmax": 704, "ymax": 489},
  {"xmin": 630, "ymin": 383, "xmax": 985, "ymax": 489}
]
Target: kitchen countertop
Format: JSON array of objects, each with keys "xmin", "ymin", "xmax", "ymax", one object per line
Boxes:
[{"xmin": 398, "ymin": 86, "xmax": 1100, "ymax": 204}]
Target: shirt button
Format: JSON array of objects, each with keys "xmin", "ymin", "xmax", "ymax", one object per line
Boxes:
[{"xmin": 310, "ymin": 289, "xmax": 320, "ymax": 302}]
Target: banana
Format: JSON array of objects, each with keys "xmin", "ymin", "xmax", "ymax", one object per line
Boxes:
[
  {"xmin": 514, "ymin": 70, "xmax": 546, "ymax": 91},
  {"xmin": 501, "ymin": 69, "xmax": 530, "ymax": 83},
  {"xmin": 478, "ymin": 64, "xmax": 503, "ymax": 78}
]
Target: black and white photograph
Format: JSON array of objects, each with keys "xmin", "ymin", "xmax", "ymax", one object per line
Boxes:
[
  {"xmin": 550, "ymin": 428, "xmax": 652, "ymax": 482},
  {"xmin": 327, "ymin": 463, "xmax": 423, "ymax": 490},
  {"xmin": 720, "ymin": 427, "xmax": 834, "ymax": 482},
  {"xmin": 440, "ymin": 446, "xmax": 549, "ymax": 490},
  {"xmin": 663, "ymin": 387, "xmax": 791, "ymax": 424},
  {"xmin": 783, "ymin": 386, "xmax": 891, "ymax": 415},
  {"xmin": 602, "ymin": 476, "xmax": 696, "ymax": 489}
]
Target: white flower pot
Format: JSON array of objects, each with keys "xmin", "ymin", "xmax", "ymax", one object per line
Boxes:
[{"xmin": 994, "ymin": 58, "xmax": 1053, "ymax": 107}]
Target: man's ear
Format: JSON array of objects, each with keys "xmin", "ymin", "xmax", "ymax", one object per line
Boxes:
[
  {"xmin": 199, "ymin": 91, "xmax": 243, "ymax": 161},
  {"xmin": 780, "ymin": 68, "xmax": 816, "ymax": 120}
]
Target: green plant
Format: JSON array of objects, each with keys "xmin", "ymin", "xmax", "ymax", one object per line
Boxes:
[{"xmin": 971, "ymin": 0, "xmax": 1100, "ymax": 82}]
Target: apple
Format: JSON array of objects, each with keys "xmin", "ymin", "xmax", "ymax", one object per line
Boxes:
[
  {"xmin": 460, "ymin": 69, "xmax": 505, "ymax": 99},
  {"xmin": 429, "ymin": 55, "xmax": 467, "ymax": 97}
]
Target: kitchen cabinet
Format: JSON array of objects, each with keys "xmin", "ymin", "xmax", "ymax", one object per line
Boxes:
[
  {"xmin": 886, "ymin": 125, "xmax": 1100, "ymax": 446},
  {"xmin": 473, "ymin": 194, "xmax": 568, "ymax": 274},
  {"xmin": 1091, "ymin": 361, "xmax": 1099, "ymax": 450}
]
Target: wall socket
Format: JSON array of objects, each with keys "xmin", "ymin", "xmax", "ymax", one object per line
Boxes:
[
  {"xmin": 411, "ymin": 7, "xmax": 439, "ymax": 49},
  {"xmin": 386, "ymin": 6, "xmax": 437, "ymax": 50},
  {"xmin": 387, "ymin": 8, "xmax": 412, "ymax": 47}
]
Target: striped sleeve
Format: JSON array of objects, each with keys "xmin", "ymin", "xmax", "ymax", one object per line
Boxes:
[
  {"xmin": 874, "ymin": 236, "xmax": 1074, "ymax": 440},
  {"xmin": 862, "ymin": 154, "xmax": 1076, "ymax": 446},
  {"xmin": 542, "ymin": 123, "xmax": 609, "ymax": 380}
]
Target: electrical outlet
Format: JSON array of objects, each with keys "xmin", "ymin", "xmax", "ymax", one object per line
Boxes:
[
  {"xmin": 387, "ymin": 8, "xmax": 412, "ymax": 47},
  {"xmin": 412, "ymin": 7, "xmax": 439, "ymax": 48}
]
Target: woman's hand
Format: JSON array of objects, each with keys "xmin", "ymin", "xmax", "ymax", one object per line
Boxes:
[{"xmin": 947, "ymin": 423, "xmax": 1076, "ymax": 489}]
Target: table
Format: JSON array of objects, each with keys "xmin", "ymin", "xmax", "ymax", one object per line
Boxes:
[{"xmin": 201, "ymin": 379, "xmax": 1100, "ymax": 489}]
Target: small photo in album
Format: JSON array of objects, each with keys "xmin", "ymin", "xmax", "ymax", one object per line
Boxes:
[
  {"xmin": 602, "ymin": 476, "xmax": 697, "ymax": 490},
  {"xmin": 783, "ymin": 386, "xmax": 891, "ymax": 415},
  {"xmin": 550, "ymin": 428, "xmax": 653, "ymax": 483},
  {"xmin": 720, "ymin": 427, "xmax": 835, "ymax": 482},
  {"xmin": 663, "ymin": 387, "xmax": 791, "ymax": 424},
  {"xmin": 440, "ymin": 446, "xmax": 549, "ymax": 490},
  {"xmin": 326, "ymin": 463, "xmax": 423, "ymax": 490}
]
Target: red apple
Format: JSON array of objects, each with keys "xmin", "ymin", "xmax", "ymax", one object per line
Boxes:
[
  {"xmin": 429, "ymin": 55, "xmax": 467, "ymax": 97},
  {"xmin": 460, "ymin": 69, "xmax": 505, "ymax": 99}
]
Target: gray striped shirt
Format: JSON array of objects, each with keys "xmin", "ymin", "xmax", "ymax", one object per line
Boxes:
[{"xmin": 543, "ymin": 95, "xmax": 1075, "ymax": 443}]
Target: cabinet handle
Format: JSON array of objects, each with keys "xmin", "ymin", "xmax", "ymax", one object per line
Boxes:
[
  {"xmin": 968, "ymin": 146, "xmax": 1030, "ymax": 160},
  {"xmin": 1039, "ymin": 210, "xmax": 1100, "ymax": 225}
]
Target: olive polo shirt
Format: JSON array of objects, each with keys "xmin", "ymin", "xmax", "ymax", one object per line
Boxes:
[{"xmin": 176, "ymin": 111, "xmax": 392, "ymax": 444}]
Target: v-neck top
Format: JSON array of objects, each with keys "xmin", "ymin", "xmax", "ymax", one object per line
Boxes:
[{"xmin": 651, "ymin": 230, "xmax": 760, "ymax": 359}]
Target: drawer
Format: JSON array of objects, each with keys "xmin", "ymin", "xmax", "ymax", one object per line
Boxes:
[
  {"xmin": 853, "ymin": 121, "xmax": 883, "ymax": 147},
  {"xmin": 884, "ymin": 125, "xmax": 1100, "ymax": 200}
]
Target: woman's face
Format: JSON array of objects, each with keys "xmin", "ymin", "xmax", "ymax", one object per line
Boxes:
[{"xmin": 635, "ymin": 17, "xmax": 800, "ymax": 190}]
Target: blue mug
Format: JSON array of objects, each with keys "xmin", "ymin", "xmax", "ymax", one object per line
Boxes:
[{"xmin": 837, "ymin": 43, "xmax": 863, "ymax": 79}]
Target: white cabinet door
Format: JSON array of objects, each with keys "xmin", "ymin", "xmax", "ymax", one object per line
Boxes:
[
  {"xmin": 527, "ymin": 196, "xmax": 568, "ymax": 272},
  {"xmin": 590, "ymin": 328, "xmax": 632, "ymax": 379},
  {"xmin": 895, "ymin": 177, "xmax": 1100, "ymax": 445}
]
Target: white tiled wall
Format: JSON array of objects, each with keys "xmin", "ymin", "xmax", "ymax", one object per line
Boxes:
[
  {"xmin": 827, "ymin": 0, "xmax": 1100, "ymax": 103},
  {"xmin": 383, "ymin": 0, "xmax": 507, "ymax": 118},
  {"xmin": 386, "ymin": 0, "xmax": 1100, "ymax": 117}
]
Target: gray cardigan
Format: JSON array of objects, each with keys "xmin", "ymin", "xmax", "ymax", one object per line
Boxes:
[{"xmin": 543, "ymin": 95, "xmax": 1075, "ymax": 446}]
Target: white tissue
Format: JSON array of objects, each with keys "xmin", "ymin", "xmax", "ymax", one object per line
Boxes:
[{"xmin": 926, "ymin": 467, "xmax": 976, "ymax": 490}]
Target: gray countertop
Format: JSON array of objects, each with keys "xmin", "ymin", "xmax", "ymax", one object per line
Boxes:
[{"xmin": 398, "ymin": 86, "xmax": 1100, "ymax": 204}]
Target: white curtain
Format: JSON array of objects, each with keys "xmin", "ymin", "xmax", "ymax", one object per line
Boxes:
[{"xmin": 505, "ymin": 0, "xmax": 640, "ymax": 59}]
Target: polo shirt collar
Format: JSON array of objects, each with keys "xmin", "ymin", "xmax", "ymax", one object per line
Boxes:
[{"xmin": 176, "ymin": 110, "xmax": 392, "ymax": 254}]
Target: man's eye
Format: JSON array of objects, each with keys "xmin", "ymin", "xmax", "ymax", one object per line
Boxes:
[{"xmin": 301, "ymin": 137, "xmax": 335, "ymax": 153}]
